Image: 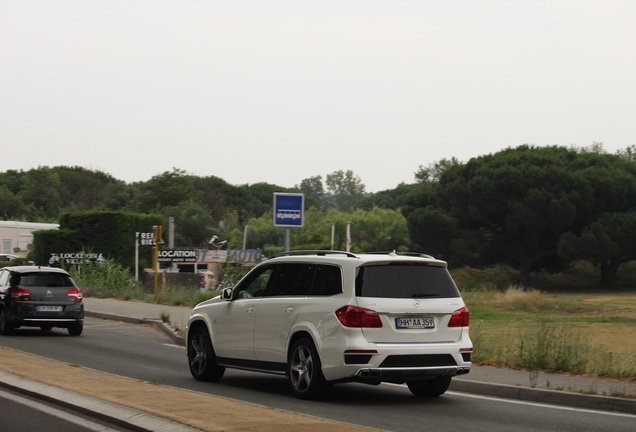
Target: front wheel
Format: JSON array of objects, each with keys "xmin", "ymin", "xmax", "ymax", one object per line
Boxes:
[
  {"xmin": 407, "ymin": 376, "xmax": 452, "ymax": 397},
  {"xmin": 188, "ymin": 326, "xmax": 225, "ymax": 382},
  {"xmin": 287, "ymin": 337, "xmax": 330, "ymax": 399}
]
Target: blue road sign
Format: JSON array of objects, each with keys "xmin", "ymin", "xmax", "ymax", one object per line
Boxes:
[{"xmin": 273, "ymin": 193, "xmax": 304, "ymax": 227}]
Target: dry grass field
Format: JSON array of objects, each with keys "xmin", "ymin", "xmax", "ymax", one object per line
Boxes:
[{"xmin": 463, "ymin": 288, "xmax": 636, "ymax": 380}]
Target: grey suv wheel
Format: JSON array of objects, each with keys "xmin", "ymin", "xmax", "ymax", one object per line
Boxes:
[
  {"xmin": 0, "ymin": 308, "xmax": 13, "ymax": 335},
  {"xmin": 68, "ymin": 323, "xmax": 83, "ymax": 336}
]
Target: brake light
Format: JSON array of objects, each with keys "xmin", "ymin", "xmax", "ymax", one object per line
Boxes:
[
  {"xmin": 9, "ymin": 287, "xmax": 31, "ymax": 301},
  {"xmin": 448, "ymin": 307, "xmax": 469, "ymax": 327},
  {"xmin": 336, "ymin": 306, "xmax": 383, "ymax": 328},
  {"xmin": 67, "ymin": 289, "xmax": 83, "ymax": 303}
]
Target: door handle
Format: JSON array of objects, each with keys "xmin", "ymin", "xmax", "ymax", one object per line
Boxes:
[
  {"xmin": 284, "ymin": 307, "xmax": 294, "ymax": 314},
  {"xmin": 245, "ymin": 307, "xmax": 255, "ymax": 314}
]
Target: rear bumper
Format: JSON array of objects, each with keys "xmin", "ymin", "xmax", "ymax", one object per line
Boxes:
[
  {"xmin": 17, "ymin": 317, "xmax": 84, "ymax": 328},
  {"xmin": 319, "ymin": 335, "xmax": 473, "ymax": 383},
  {"xmin": 6, "ymin": 303, "xmax": 84, "ymax": 328},
  {"xmin": 353, "ymin": 365, "xmax": 470, "ymax": 385}
]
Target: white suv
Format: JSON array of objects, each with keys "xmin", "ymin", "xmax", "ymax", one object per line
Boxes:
[{"xmin": 186, "ymin": 251, "xmax": 472, "ymax": 399}]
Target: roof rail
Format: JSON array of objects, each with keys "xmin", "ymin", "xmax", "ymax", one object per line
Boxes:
[
  {"xmin": 269, "ymin": 250, "xmax": 358, "ymax": 259},
  {"xmin": 365, "ymin": 251, "xmax": 435, "ymax": 259}
]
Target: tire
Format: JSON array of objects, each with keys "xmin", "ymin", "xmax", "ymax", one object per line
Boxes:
[
  {"xmin": 407, "ymin": 376, "xmax": 452, "ymax": 397},
  {"xmin": 0, "ymin": 308, "xmax": 13, "ymax": 335},
  {"xmin": 68, "ymin": 323, "xmax": 83, "ymax": 336},
  {"xmin": 287, "ymin": 337, "xmax": 330, "ymax": 399},
  {"xmin": 188, "ymin": 326, "xmax": 225, "ymax": 382}
]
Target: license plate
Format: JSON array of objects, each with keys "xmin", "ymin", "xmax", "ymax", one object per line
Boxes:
[
  {"xmin": 396, "ymin": 317, "xmax": 435, "ymax": 329},
  {"xmin": 37, "ymin": 306, "xmax": 63, "ymax": 312}
]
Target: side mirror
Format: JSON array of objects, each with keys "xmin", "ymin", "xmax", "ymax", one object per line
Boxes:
[{"xmin": 221, "ymin": 287, "xmax": 233, "ymax": 301}]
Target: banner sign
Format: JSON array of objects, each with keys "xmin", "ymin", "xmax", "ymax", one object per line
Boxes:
[
  {"xmin": 49, "ymin": 252, "xmax": 108, "ymax": 266},
  {"xmin": 157, "ymin": 249, "xmax": 199, "ymax": 263},
  {"xmin": 226, "ymin": 248, "xmax": 263, "ymax": 263}
]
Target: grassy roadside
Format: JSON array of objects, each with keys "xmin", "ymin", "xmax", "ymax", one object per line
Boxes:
[{"xmin": 463, "ymin": 287, "xmax": 636, "ymax": 381}]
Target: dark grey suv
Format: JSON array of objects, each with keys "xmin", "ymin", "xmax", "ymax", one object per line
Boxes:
[{"xmin": 0, "ymin": 266, "xmax": 84, "ymax": 336}]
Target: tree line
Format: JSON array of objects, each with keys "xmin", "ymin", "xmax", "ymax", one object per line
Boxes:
[
  {"xmin": 2, "ymin": 143, "xmax": 636, "ymax": 288},
  {"xmin": 403, "ymin": 144, "xmax": 636, "ymax": 288},
  {"xmin": 0, "ymin": 165, "xmax": 411, "ymax": 251}
]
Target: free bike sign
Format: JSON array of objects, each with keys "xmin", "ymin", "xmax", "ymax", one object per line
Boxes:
[{"xmin": 273, "ymin": 193, "xmax": 304, "ymax": 227}]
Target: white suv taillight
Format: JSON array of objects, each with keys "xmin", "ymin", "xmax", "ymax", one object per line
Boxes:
[
  {"xmin": 448, "ymin": 307, "xmax": 469, "ymax": 327},
  {"xmin": 67, "ymin": 289, "xmax": 83, "ymax": 303},
  {"xmin": 336, "ymin": 306, "xmax": 383, "ymax": 328}
]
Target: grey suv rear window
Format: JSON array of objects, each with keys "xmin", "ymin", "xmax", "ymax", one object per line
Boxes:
[
  {"xmin": 15, "ymin": 273, "xmax": 74, "ymax": 287},
  {"xmin": 355, "ymin": 263, "xmax": 460, "ymax": 299}
]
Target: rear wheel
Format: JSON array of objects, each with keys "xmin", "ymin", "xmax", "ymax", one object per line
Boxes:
[
  {"xmin": 68, "ymin": 323, "xmax": 83, "ymax": 336},
  {"xmin": 407, "ymin": 376, "xmax": 452, "ymax": 397},
  {"xmin": 188, "ymin": 326, "xmax": 225, "ymax": 381},
  {"xmin": 0, "ymin": 308, "xmax": 13, "ymax": 335},
  {"xmin": 287, "ymin": 337, "xmax": 330, "ymax": 399}
]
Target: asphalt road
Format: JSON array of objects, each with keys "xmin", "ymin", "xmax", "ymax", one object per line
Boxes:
[{"xmin": 1, "ymin": 317, "xmax": 634, "ymax": 432}]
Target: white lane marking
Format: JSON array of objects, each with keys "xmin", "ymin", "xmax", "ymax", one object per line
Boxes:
[
  {"xmin": 385, "ymin": 383, "xmax": 635, "ymax": 418},
  {"xmin": 163, "ymin": 343, "xmax": 185, "ymax": 349},
  {"xmin": 447, "ymin": 391, "xmax": 636, "ymax": 418}
]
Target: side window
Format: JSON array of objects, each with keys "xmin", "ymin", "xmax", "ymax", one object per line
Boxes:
[
  {"xmin": 235, "ymin": 266, "xmax": 274, "ymax": 298},
  {"xmin": 0, "ymin": 270, "xmax": 9, "ymax": 288},
  {"xmin": 311, "ymin": 265, "xmax": 343, "ymax": 296},
  {"xmin": 268, "ymin": 263, "xmax": 305, "ymax": 296},
  {"xmin": 294, "ymin": 264, "xmax": 315, "ymax": 296}
]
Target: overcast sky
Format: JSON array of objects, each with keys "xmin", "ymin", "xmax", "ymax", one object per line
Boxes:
[{"xmin": 2, "ymin": 1, "xmax": 635, "ymax": 193}]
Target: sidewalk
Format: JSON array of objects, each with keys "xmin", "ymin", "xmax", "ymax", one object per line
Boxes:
[{"xmin": 1, "ymin": 297, "xmax": 634, "ymax": 432}]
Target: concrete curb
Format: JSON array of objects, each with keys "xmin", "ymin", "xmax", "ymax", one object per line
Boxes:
[
  {"xmin": 451, "ymin": 378, "xmax": 636, "ymax": 415},
  {"xmin": 0, "ymin": 369, "xmax": 201, "ymax": 432}
]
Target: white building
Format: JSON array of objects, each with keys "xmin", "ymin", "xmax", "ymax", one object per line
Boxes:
[{"xmin": 0, "ymin": 221, "xmax": 59, "ymax": 258}]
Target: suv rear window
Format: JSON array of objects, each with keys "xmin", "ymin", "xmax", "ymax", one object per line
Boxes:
[
  {"xmin": 14, "ymin": 272, "xmax": 74, "ymax": 287},
  {"xmin": 355, "ymin": 263, "xmax": 460, "ymax": 299}
]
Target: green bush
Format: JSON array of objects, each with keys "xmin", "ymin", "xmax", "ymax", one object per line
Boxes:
[
  {"xmin": 31, "ymin": 211, "xmax": 162, "ymax": 270},
  {"xmin": 451, "ymin": 265, "xmax": 519, "ymax": 292},
  {"xmin": 69, "ymin": 259, "xmax": 145, "ymax": 300}
]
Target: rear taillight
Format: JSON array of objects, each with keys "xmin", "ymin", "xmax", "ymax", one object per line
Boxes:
[
  {"xmin": 336, "ymin": 306, "xmax": 383, "ymax": 328},
  {"xmin": 448, "ymin": 307, "xmax": 469, "ymax": 327},
  {"xmin": 9, "ymin": 287, "xmax": 31, "ymax": 301},
  {"xmin": 67, "ymin": 289, "xmax": 83, "ymax": 303}
]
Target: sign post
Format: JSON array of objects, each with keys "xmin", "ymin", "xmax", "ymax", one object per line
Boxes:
[
  {"xmin": 153, "ymin": 226, "xmax": 163, "ymax": 298},
  {"xmin": 273, "ymin": 193, "xmax": 304, "ymax": 251}
]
